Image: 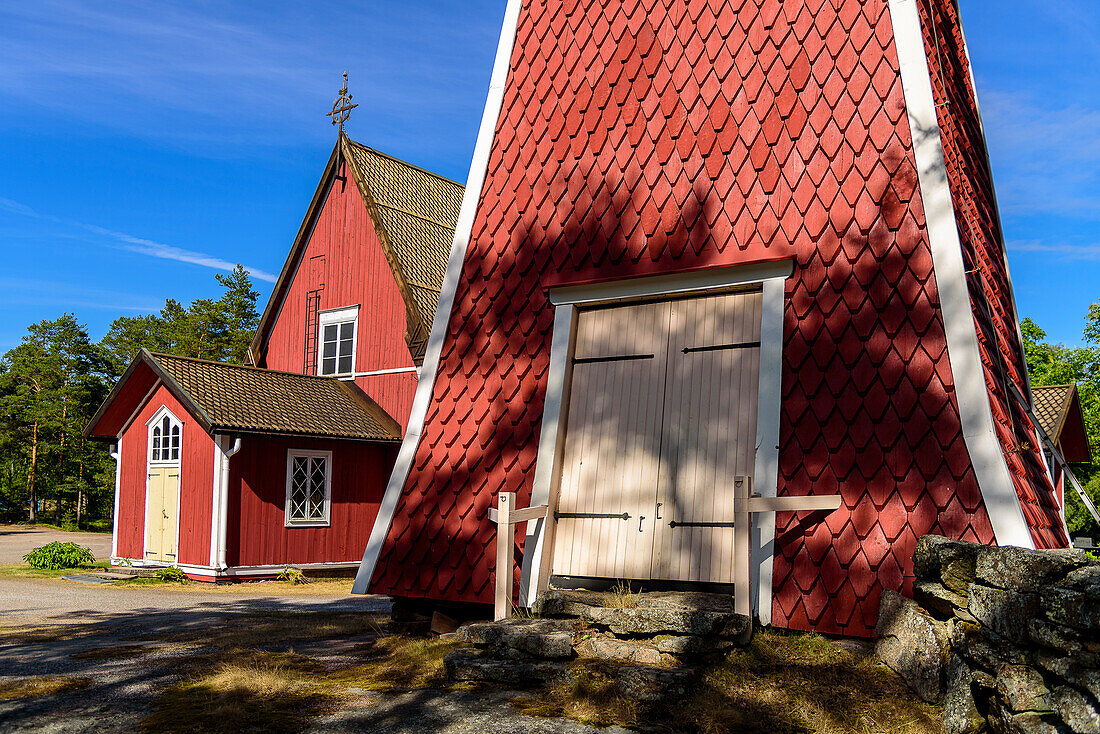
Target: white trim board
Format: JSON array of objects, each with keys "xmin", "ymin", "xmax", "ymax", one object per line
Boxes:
[
  {"xmin": 519, "ymin": 261, "xmax": 793, "ymax": 625},
  {"xmin": 113, "ymin": 558, "xmax": 360, "ymax": 577},
  {"xmin": 353, "ymin": 0, "xmax": 526, "ymax": 594},
  {"xmin": 888, "ymin": 0, "xmax": 1032, "ymax": 548}
]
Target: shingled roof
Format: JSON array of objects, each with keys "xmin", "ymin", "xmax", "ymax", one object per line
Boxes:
[
  {"xmin": 250, "ymin": 134, "xmax": 462, "ymax": 366},
  {"xmin": 1033, "ymin": 385, "xmax": 1075, "ymax": 441},
  {"xmin": 87, "ymin": 350, "xmax": 400, "ymax": 442}
]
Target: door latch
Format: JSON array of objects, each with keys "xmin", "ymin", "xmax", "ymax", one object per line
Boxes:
[
  {"xmin": 638, "ymin": 515, "xmax": 646, "ymax": 532},
  {"xmin": 655, "ymin": 502, "xmax": 662, "ymax": 520}
]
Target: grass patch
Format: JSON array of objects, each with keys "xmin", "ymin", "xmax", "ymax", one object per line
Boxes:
[
  {"xmin": 71, "ymin": 644, "xmax": 152, "ymax": 661},
  {"xmin": 514, "ymin": 629, "xmax": 945, "ymax": 734},
  {"xmin": 331, "ymin": 636, "xmax": 463, "ymax": 691},
  {"xmin": 0, "ymin": 560, "xmax": 110, "ymax": 579},
  {"xmin": 0, "ymin": 676, "xmax": 91, "ymax": 700},
  {"xmin": 162, "ymin": 611, "xmax": 388, "ymax": 650},
  {"xmin": 0, "ymin": 624, "xmax": 100, "ymax": 644},
  {"xmin": 608, "ymin": 580, "xmax": 639, "ymax": 609},
  {"xmin": 141, "ymin": 651, "xmax": 331, "ymax": 733}
]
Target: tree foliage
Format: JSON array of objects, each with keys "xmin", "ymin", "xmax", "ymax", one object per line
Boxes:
[
  {"xmin": 0, "ymin": 266, "xmax": 259, "ymax": 527},
  {"xmin": 1021, "ymin": 314, "xmax": 1100, "ymax": 540}
]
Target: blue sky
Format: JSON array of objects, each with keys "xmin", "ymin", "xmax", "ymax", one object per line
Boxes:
[{"xmin": 0, "ymin": 0, "xmax": 1097, "ymax": 355}]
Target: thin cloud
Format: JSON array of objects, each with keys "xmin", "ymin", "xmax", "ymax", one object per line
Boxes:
[
  {"xmin": 1008, "ymin": 241, "xmax": 1100, "ymax": 261},
  {"xmin": 0, "ymin": 196, "xmax": 277, "ymax": 282}
]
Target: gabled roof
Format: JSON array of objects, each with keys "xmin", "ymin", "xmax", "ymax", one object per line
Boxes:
[
  {"xmin": 250, "ymin": 134, "xmax": 462, "ymax": 366},
  {"xmin": 86, "ymin": 350, "xmax": 401, "ymax": 442},
  {"xmin": 1032, "ymin": 384, "xmax": 1092, "ymax": 463}
]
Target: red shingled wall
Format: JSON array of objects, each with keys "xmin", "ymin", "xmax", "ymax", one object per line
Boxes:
[
  {"xmin": 916, "ymin": 0, "xmax": 1066, "ymax": 549},
  {"xmin": 370, "ymin": 0, "xmax": 1008, "ymax": 636}
]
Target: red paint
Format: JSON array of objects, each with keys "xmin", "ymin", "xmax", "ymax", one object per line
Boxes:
[
  {"xmin": 115, "ymin": 384, "xmax": 214, "ymax": 566},
  {"xmin": 367, "ymin": 0, "xmax": 1041, "ymax": 638},
  {"xmin": 257, "ymin": 160, "xmax": 418, "ymax": 430},
  {"xmin": 226, "ymin": 434, "xmax": 397, "ymax": 566}
]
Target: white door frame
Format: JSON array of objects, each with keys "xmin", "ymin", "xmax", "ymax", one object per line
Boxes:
[
  {"xmin": 519, "ymin": 259, "xmax": 793, "ymax": 625},
  {"xmin": 143, "ymin": 405, "xmax": 183, "ymax": 564}
]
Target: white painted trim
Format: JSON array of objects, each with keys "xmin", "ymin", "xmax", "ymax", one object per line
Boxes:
[
  {"xmin": 317, "ymin": 305, "xmax": 360, "ymax": 377},
  {"xmin": 889, "ymin": 0, "xmax": 1033, "ymax": 548},
  {"xmin": 118, "ymin": 379, "xmax": 162, "ymax": 439},
  {"xmin": 113, "ymin": 558, "xmax": 360, "ymax": 577},
  {"xmin": 210, "ymin": 437, "xmax": 223, "ymax": 567},
  {"xmin": 549, "ymin": 260, "xmax": 794, "ymax": 306},
  {"xmin": 353, "ymin": 0, "xmax": 525, "ymax": 594},
  {"xmin": 753, "ymin": 276, "xmax": 786, "ymax": 626},
  {"xmin": 344, "ymin": 366, "xmax": 418, "ymax": 379},
  {"xmin": 284, "ymin": 448, "xmax": 333, "ymax": 527},
  {"xmin": 518, "ymin": 262, "xmax": 793, "ymax": 616},
  {"xmin": 519, "ymin": 305, "xmax": 578, "ymax": 606},
  {"xmin": 110, "ymin": 440, "xmax": 122, "ymax": 560},
  {"xmin": 216, "ymin": 436, "xmax": 241, "ymax": 569},
  {"xmin": 142, "ymin": 444, "xmax": 183, "ymax": 564}
]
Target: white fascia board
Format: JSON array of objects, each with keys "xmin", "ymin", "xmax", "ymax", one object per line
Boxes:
[
  {"xmin": 110, "ymin": 439, "xmax": 122, "ymax": 560},
  {"xmin": 352, "ymin": 0, "xmax": 526, "ymax": 594},
  {"xmin": 888, "ymin": 0, "xmax": 1032, "ymax": 548}
]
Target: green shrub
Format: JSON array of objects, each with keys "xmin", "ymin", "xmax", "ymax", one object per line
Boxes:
[
  {"xmin": 23, "ymin": 542, "xmax": 96, "ymax": 570},
  {"xmin": 277, "ymin": 566, "xmax": 306, "ymax": 585},
  {"xmin": 156, "ymin": 567, "xmax": 190, "ymax": 584}
]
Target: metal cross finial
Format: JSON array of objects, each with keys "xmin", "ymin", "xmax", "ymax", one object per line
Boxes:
[{"xmin": 327, "ymin": 71, "xmax": 358, "ymax": 133}]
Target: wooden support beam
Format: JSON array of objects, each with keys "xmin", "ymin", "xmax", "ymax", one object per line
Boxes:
[
  {"xmin": 489, "ymin": 493, "xmax": 548, "ymax": 621},
  {"xmin": 744, "ymin": 494, "xmax": 842, "ymax": 513}
]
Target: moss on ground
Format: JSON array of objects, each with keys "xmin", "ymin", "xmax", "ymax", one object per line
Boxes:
[{"xmin": 513, "ymin": 628, "xmax": 945, "ymax": 734}]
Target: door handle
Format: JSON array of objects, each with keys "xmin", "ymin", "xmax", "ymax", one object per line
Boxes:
[
  {"xmin": 656, "ymin": 502, "xmax": 662, "ymax": 520},
  {"xmin": 638, "ymin": 515, "xmax": 646, "ymax": 532}
]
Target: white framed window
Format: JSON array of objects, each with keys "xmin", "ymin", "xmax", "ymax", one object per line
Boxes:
[
  {"xmin": 317, "ymin": 306, "xmax": 359, "ymax": 376},
  {"xmin": 147, "ymin": 407, "xmax": 182, "ymax": 465},
  {"xmin": 284, "ymin": 449, "xmax": 332, "ymax": 527}
]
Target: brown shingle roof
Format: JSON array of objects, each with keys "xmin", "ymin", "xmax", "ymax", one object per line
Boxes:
[
  {"xmin": 148, "ymin": 351, "xmax": 400, "ymax": 441},
  {"xmin": 342, "ymin": 138, "xmax": 463, "ymax": 363},
  {"xmin": 1032, "ymin": 384, "xmax": 1074, "ymax": 442}
]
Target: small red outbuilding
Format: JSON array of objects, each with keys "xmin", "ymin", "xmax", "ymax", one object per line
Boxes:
[{"xmin": 86, "ymin": 350, "xmax": 401, "ymax": 579}]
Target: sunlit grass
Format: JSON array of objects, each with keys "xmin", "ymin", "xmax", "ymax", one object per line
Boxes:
[{"xmin": 0, "ymin": 676, "xmax": 91, "ymax": 700}]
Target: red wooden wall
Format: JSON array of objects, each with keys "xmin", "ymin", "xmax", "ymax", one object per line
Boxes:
[
  {"xmin": 261, "ymin": 161, "xmax": 418, "ymax": 430},
  {"xmin": 225, "ymin": 434, "xmax": 397, "ymax": 567},
  {"xmin": 116, "ymin": 385, "xmax": 214, "ymax": 566}
]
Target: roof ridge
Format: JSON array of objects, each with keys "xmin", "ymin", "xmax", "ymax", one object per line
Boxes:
[
  {"xmin": 344, "ymin": 135, "xmax": 464, "ymax": 188},
  {"xmin": 148, "ymin": 352, "xmax": 346, "ymax": 383}
]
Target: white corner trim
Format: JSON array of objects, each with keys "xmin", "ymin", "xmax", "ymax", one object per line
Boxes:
[
  {"xmin": 351, "ymin": 0, "xmax": 525, "ymax": 594},
  {"xmin": 519, "ymin": 305, "xmax": 578, "ymax": 606},
  {"xmin": 210, "ymin": 438, "xmax": 224, "ymax": 567},
  {"xmin": 753, "ymin": 276, "xmax": 787, "ymax": 627},
  {"xmin": 888, "ymin": 0, "xmax": 1033, "ymax": 548},
  {"xmin": 518, "ymin": 262, "xmax": 792, "ymax": 615},
  {"xmin": 110, "ymin": 439, "xmax": 122, "ymax": 560}
]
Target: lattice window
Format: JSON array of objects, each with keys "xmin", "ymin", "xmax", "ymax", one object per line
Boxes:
[
  {"xmin": 284, "ymin": 450, "xmax": 332, "ymax": 526},
  {"xmin": 149, "ymin": 411, "xmax": 181, "ymax": 464}
]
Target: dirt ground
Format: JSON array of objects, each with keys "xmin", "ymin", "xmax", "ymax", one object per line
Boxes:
[
  {"xmin": 0, "ymin": 577, "xmax": 631, "ymax": 733},
  {"xmin": 0, "ymin": 526, "xmax": 112, "ymax": 564}
]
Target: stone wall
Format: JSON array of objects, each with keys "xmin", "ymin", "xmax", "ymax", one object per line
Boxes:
[{"xmin": 874, "ymin": 535, "xmax": 1099, "ymax": 734}]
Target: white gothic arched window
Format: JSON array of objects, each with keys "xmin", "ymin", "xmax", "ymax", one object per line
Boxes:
[{"xmin": 150, "ymin": 411, "xmax": 182, "ymax": 463}]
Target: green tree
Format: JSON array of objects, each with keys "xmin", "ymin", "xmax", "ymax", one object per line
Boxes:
[
  {"xmin": 1021, "ymin": 315, "xmax": 1100, "ymax": 540},
  {"xmin": 0, "ymin": 315, "xmax": 112, "ymax": 524}
]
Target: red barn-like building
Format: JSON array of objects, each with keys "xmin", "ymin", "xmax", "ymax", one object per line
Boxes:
[
  {"xmin": 355, "ymin": 0, "xmax": 1071, "ymax": 636},
  {"xmin": 86, "ymin": 135, "xmax": 461, "ymax": 579}
]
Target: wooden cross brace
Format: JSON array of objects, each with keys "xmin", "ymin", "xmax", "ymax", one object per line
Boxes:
[
  {"xmin": 488, "ymin": 479, "xmax": 841, "ymax": 622},
  {"xmin": 488, "ymin": 492, "xmax": 547, "ymax": 621}
]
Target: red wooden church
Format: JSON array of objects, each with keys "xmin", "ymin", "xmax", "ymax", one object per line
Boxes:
[
  {"xmin": 86, "ymin": 133, "xmax": 461, "ymax": 579},
  {"xmin": 354, "ymin": 0, "xmax": 1072, "ymax": 637}
]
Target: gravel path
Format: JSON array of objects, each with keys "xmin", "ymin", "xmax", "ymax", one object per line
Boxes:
[{"xmin": 0, "ymin": 527, "xmax": 112, "ymax": 564}]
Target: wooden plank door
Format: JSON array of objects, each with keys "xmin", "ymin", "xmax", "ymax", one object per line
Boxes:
[
  {"xmin": 652, "ymin": 290, "xmax": 762, "ymax": 583},
  {"xmin": 551, "ymin": 300, "xmax": 672, "ymax": 580},
  {"xmin": 144, "ymin": 467, "xmax": 179, "ymax": 562}
]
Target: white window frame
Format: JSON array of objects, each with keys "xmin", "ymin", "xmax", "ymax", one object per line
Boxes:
[
  {"xmin": 146, "ymin": 406, "xmax": 183, "ymax": 466},
  {"xmin": 317, "ymin": 305, "xmax": 359, "ymax": 377},
  {"xmin": 284, "ymin": 449, "xmax": 333, "ymax": 528}
]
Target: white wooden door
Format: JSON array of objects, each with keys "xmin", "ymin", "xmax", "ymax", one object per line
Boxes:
[
  {"xmin": 552, "ymin": 289, "xmax": 762, "ymax": 585},
  {"xmin": 551, "ymin": 300, "xmax": 671, "ymax": 580},
  {"xmin": 652, "ymin": 290, "xmax": 762, "ymax": 583}
]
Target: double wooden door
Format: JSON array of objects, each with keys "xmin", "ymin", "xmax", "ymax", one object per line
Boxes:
[
  {"xmin": 145, "ymin": 467, "xmax": 179, "ymax": 562},
  {"xmin": 551, "ymin": 289, "xmax": 762, "ymax": 585}
]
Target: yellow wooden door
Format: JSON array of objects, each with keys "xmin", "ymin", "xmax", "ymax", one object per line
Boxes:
[
  {"xmin": 552, "ymin": 300, "xmax": 672, "ymax": 580},
  {"xmin": 145, "ymin": 467, "xmax": 179, "ymax": 562},
  {"xmin": 652, "ymin": 289, "xmax": 762, "ymax": 583}
]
